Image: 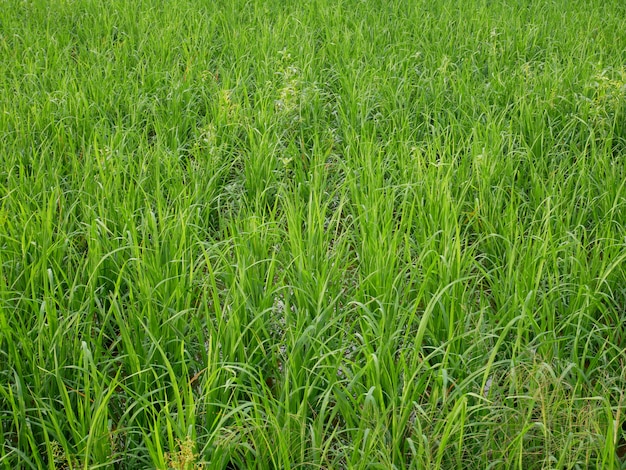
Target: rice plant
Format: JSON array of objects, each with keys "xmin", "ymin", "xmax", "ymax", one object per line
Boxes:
[{"xmin": 1, "ymin": 0, "xmax": 625, "ymax": 468}]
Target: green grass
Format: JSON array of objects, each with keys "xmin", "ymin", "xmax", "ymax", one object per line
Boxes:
[{"xmin": 1, "ymin": 0, "xmax": 626, "ymax": 468}]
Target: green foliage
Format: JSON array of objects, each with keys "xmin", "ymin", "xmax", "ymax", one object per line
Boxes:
[{"xmin": 1, "ymin": 0, "xmax": 625, "ymax": 468}]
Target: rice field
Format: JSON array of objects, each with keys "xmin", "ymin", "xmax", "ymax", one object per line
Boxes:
[{"xmin": 1, "ymin": 0, "xmax": 626, "ymax": 468}]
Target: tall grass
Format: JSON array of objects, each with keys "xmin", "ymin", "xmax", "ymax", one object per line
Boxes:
[{"xmin": 1, "ymin": 0, "xmax": 625, "ymax": 468}]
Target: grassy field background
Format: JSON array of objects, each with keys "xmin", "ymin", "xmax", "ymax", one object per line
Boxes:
[{"xmin": 1, "ymin": 0, "xmax": 626, "ymax": 468}]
